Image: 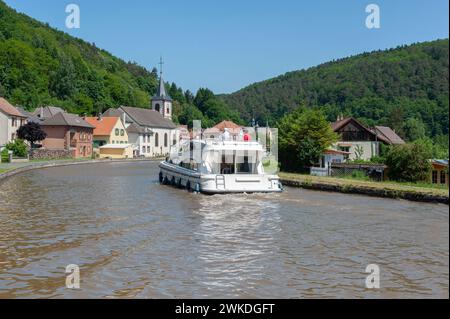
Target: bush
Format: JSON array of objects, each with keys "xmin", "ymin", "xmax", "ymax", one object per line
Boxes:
[
  {"xmin": 385, "ymin": 142, "xmax": 432, "ymax": 182},
  {"xmin": 5, "ymin": 139, "xmax": 28, "ymax": 158},
  {"xmin": 1, "ymin": 149, "xmax": 9, "ymax": 162}
]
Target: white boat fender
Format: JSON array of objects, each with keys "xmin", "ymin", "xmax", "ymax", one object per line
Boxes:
[{"xmin": 194, "ymin": 183, "xmax": 201, "ymax": 193}]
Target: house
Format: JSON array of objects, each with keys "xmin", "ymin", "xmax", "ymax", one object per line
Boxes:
[
  {"xmin": 331, "ymin": 117, "xmax": 402, "ymax": 161},
  {"xmin": 40, "ymin": 112, "xmax": 94, "ymax": 158},
  {"xmin": 84, "ymin": 116, "xmax": 133, "ymax": 159},
  {"xmin": 102, "ymin": 66, "xmax": 178, "ymax": 158},
  {"xmin": 0, "ymin": 97, "xmax": 28, "ymax": 147},
  {"xmin": 430, "ymin": 160, "xmax": 448, "ymax": 186},
  {"xmin": 85, "ymin": 116, "xmax": 129, "ymax": 147},
  {"xmin": 203, "ymin": 120, "xmax": 242, "ymax": 140}
]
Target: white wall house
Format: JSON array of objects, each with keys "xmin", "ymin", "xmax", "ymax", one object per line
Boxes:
[{"xmin": 0, "ymin": 98, "xmax": 27, "ymax": 148}]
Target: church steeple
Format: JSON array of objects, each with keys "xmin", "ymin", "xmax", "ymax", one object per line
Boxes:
[
  {"xmin": 152, "ymin": 57, "xmax": 172, "ymax": 120},
  {"xmin": 155, "ymin": 57, "xmax": 171, "ymax": 100}
]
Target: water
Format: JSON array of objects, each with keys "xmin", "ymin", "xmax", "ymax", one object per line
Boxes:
[{"xmin": 0, "ymin": 161, "xmax": 448, "ymax": 298}]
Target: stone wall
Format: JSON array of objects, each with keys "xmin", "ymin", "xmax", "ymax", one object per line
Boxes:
[{"xmin": 30, "ymin": 149, "xmax": 72, "ymax": 160}]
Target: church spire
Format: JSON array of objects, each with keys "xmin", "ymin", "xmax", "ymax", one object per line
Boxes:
[{"xmin": 155, "ymin": 56, "xmax": 172, "ymax": 100}]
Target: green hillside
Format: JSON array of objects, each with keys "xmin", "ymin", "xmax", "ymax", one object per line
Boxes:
[
  {"xmin": 0, "ymin": 0, "xmax": 160, "ymax": 115},
  {"xmin": 221, "ymin": 40, "xmax": 449, "ymax": 140}
]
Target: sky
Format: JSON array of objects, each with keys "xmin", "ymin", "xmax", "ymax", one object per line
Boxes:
[{"xmin": 4, "ymin": 0, "xmax": 449, "ymax": 94}]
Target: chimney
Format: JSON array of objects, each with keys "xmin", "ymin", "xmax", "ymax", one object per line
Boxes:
[
  {"xmin": 40, "ymin": 107, "xmax": 44, "ymax": 119},
  {"xmin": 97, "ymin": 112, "xmax": 102, "ymax": 121}
]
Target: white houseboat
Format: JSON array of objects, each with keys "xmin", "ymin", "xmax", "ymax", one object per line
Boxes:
[{"xmin": 159, "ymin": 138, "xmax": 283, "ymax": 194}]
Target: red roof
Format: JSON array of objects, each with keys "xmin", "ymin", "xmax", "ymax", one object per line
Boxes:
[
  {"xmin": 0, "ymin": 97, "xmax": 26, "ymax": 117},
  {"xmin": 85, "ymin": 117, "xmax": 120, "ymax": 136},
  {"xmin": 213, "ymin": 120, "xmax": 242, "ymax": 131}
]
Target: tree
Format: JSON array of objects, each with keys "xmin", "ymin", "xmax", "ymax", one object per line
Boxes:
[
  {"xmin": 194, "ymin": 88, "xmax": 215, "ymax": 113},
  {"xmin": 296, "ymin": 137, "xmax": 324, "ymax": 168},
  {"xmin": 278, "ymin": 108, "xmax": 339, "ymax": 171},
  {"xmin": 17, "ymin": 122, "xmax": 47, "ymax": 148},
  {"xmin": 403, "ymin": 117, "xmax": 426, "ymax": 141},
  {"xmin": 178, "ymin": 103, "xmax": 209, "ymax": 128},
  {"xmin": 385, "ymin": 142, "xmax": 432, "ymax": 182}
]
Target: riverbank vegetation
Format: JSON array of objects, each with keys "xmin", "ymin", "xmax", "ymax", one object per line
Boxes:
[{"xmin": 279, "ymin": 172, "xmax": 449, "ymax": 197}]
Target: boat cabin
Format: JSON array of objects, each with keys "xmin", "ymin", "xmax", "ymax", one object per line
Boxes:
[{"xmin": 170, "ymin": 140, "xmax": 264, "ymax": 175}]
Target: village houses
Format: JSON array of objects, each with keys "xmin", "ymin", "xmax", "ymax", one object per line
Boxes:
[
  {"xmin": 85, "ymin": 116, "xmax": 133, "ymax": 159},
  {"xmin": 0, "ymin": 97, "xmax": 27, "ymax": 147}
]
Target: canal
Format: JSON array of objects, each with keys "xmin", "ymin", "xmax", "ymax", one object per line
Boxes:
[{"xmin": 0, "ymin": 161, "xmax": 448, "ymax": 298}]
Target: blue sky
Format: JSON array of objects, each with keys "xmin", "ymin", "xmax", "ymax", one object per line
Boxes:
[{"xmin": 4, "ymin": 0, "xmax": 449, "ymax": 94}]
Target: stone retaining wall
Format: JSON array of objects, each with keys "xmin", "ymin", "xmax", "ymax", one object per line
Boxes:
[{"xmin": 30, "ymin": 149, "xmax": 72, "ymax": 160}]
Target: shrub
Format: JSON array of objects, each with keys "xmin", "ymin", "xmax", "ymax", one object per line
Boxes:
[
  {"xmin": 385, "ymin": 142, "xmax": 432, "ymax": 182},
  {"xmin": 1, "ymin": 149, "xmax": 9, "ymax": 162},
  {"xmin": 5, "ymin": 139, "xmax": 28, "ymax": 158}
]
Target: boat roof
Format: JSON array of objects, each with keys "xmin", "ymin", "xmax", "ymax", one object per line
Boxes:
[
  {"xmin": 204, "ymin": 140, "xmax": 264, "ymax": 152},
  {"xmin": 178, "ymin": 139, "xmax": 265, "ymax": 152}
]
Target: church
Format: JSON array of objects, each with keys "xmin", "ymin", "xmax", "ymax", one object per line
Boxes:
[{"xmin": 102, "ymin": 62, "xmax": 178, "ymax": 158}]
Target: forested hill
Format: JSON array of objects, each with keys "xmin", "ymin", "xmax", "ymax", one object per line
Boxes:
[
  {"xmin": 0, "ymin": 0, "xmax": 161, "ymax": 115},
  {"xmin": 221, "ymin": 39, "xmax": 449, "ymax": 139}
]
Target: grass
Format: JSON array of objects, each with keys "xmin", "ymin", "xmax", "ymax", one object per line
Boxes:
[
  {"xmin": 279, "ymin": 172, "xmax": 449, "ymax": 197},
  {"xmin": 0, "ymin": 168, "xmax": 9, "ymax": 174},
  {"xmin": 29, "ymin": 157, "xmax": 91, "ymax": 163}
]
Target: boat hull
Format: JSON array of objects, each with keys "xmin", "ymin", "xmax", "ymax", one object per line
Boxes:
[{"xmin": 159, "ymin": 161, "xmax": 283, "ymax": 194}]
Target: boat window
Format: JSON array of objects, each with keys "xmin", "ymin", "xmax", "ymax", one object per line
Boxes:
[
  {"xmin": 236, "ymin": 156, "xmax": 253, "ymax": 174},
  {"xmin": 180, "ymin": 160, "xmax": 198, "ymax": 171},
  {"xmin": 220, "ymin": 153, "xmax": 235, "ymax": 174}
]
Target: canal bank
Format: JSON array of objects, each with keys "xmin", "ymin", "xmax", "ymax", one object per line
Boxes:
[
  {"xmin": 0, "ymin": 158, "xmax": 164, "ymax": 183},
  {"xmin": 280, "ymin": 172, "xmax": 449, "ymax": 205}
]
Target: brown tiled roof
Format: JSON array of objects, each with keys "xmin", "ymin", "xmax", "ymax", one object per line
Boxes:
[
  {"xmin": 120, "ymin": 106, "xmax": 176, "ymax": 129},
  {"xmin": 331, "ymin": 117, "xmax": 391, "ymax": 144},
  {"xmin": 331, "ymin": 117, "xmax": 355, "ymax": 131},
  {"xmin": 102, "ymin": 108, "xmax": 124, "ymax": 117},
  {"xmin": 85, "ymin": 117, "xmax": 120, "ymax": 136},
  {"xmin": 0, "ymin": 97, "xmax": 27, "ymax": 117},
  {"xmin": 41, "ymin": 112, "xmax": 95, "ymax": 129},
  {"xmin": 374, "ymin": 126, "xmax": 405, "ymax": 145},
  {"xmin": 32, "ymin": 106, "xmax": 65, "ymax": 119},
  {"xmin": 213, "ymin": 120, "xmax": 242, "ymax": 131}
]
